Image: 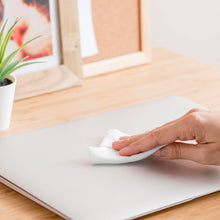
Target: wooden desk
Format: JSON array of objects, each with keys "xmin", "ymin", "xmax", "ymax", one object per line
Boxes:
[{"xmin": 0, "ymin": 48, "xmax": 219, "ymax": 219}]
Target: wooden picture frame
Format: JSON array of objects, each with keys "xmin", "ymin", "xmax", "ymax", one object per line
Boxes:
[
  {"xmin": 83, "ymin": 0, "xmax": 151, "ymax": 78},
  {"xmin": 15, "ymin": 0, "xmax": 83, "ymax": 100}
]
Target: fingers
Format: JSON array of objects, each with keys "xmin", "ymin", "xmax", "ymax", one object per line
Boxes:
[
  {"xmin": 113, "ymin": 116, "xmax": 185, "ymax": 152},
  {"xmin": 113, "ymin": 108, "xmax": 209, "ymax": 157},
  {"xmin": 112, "ymin": 108, "xmax": 220, "ymax": 166},
  {"xmin": 112, "ymin": 108, "xmax": 197, "ymax": 151},
  {"xmin": 152, "ymin": 142, "xmax": 220, "ymax": 166},
  {"xmin": 113, "ymin": 133, "xmax": 146, "ymax": 151},
  {"xmin": 152, "ymin": 142, "xmax": 200, "ymax": 162},
  {"xmin": 186, "ymin": 108, "xmax": 206, "ymax": 114},
  {"xmin": 119, "ymin": 136, "xmax": 130, "ymax": 140},
  {"xmin": 119, "ymin": 115, "xmax": 195, "ymax": 156},
  {"xmin": 118, "ymin": 112, "xmax": 204, "ymax": 156}
]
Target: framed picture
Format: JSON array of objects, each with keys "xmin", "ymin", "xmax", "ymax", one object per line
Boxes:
[
  {"xmin": 82, "ymin": 0, "xmax": 151, "ymax": 77},
  {"xmin": 0, "ymin": 0, "xmax": 82, "ymax": 100}
]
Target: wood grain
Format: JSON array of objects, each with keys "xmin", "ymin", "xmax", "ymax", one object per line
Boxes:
[
  {"xmin": 83, "ymin": 51, "xmax": 150, "ymax": 78},
  {"xmin": 15, "ymin": 0, "xmax": 83, "ymax": 100},
  {"xmin": 140, "ymin": 0, "xmax": 151, "ymax": 60},
  {"xmin": 83, "ymin": 0, "xmax": 151, "ymax": 77},
  {"xmin": 15, "ymin": 65, "xmax": 82, "ymax": 100},
  {"xmin": 83, "ymin": 0, "xmax": 141, "ymax": 64},
  {"xmin": 58, "ymin": 0, "xmax": 82, "ymax": 77},
  {"xmin": 0, "ymin": 48, "xmax": 220, "ymax": 219}
]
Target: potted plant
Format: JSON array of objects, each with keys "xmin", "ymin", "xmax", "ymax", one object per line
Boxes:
[{"xmin": 0, "ymin": 18, "xmax": 40, "ymax": 131}]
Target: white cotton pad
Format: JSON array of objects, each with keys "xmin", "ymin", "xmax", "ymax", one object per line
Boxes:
[{"xmin": 88, "ymin": 129, "xmax": 165, "ymax": 164}]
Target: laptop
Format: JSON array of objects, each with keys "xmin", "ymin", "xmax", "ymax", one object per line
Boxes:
[{"xmin": 0, "ymin": 96, "xmax": 219, "ymax": 220}]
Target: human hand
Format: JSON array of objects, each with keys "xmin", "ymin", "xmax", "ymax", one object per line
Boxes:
[{"xmin": 112, "ymin": 109, "xmax": 220, "ymax": 166}]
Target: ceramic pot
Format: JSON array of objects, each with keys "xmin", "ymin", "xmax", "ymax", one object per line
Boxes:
[{"xmin": 0, "ymin": 75, "xmax": 16, "ymax": 131}]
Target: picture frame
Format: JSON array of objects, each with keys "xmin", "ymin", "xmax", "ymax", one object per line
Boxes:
[
  {"xmin": 83, "ymin": 0, "xmax": 151, "ymax": 78},
  {"xmin": 14, "ymin": 0, "xmax": 83, "ymax": 100}
]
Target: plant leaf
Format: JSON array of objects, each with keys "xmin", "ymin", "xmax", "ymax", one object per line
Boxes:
[
  {"xmin": 0, "ymin": 18, "xmax": 21, "ymax": 63},
  {"xmin": 0, "ymin": 19, "xmax": 8, "ymax": 50},
  {"xmin": 0, "ymin": 56, "xmax": 28, "ymax": 81},
  {"xmin": 8, "ymin": 61, "xmax": 43, "ymax": 73},
  {"xmin": 0, "ymin": 35, "xmax": 41, "ymax": 72},
  {"xmin": 0, "ymin": 18, "xmax": 46, "ymax": 82},
  {"xmin": 0, "ymin": 60, "xmax": 44, "ymax": 81}
]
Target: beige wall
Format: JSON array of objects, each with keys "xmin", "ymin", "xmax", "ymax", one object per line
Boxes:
[{"xmin": 150, "ymin": 0, "xmax": 220, "ymax": 69}]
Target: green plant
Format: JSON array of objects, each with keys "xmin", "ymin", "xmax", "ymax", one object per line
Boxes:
[{"xmin": 0, "ymin": 18, "xmax": 42, "ymax": 82}]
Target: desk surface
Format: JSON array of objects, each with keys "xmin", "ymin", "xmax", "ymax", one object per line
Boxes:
[{"xmin": 0, "ymin": 48, "xmax": 219, "ymax": 219}]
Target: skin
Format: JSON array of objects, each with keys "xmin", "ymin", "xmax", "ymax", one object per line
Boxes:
[{"xmin": 112, "ymin": 108, "xmax": 220, "ymax": 166}]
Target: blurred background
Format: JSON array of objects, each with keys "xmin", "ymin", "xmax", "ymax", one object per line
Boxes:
[{"xmin": 150, "ymin": 0, "xmax": 220, "ymax": 69}]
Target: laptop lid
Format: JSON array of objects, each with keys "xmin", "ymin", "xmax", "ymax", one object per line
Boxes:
[{"xmin": 0, "ymin": 96, "xmax": 219, "ymax": 220}]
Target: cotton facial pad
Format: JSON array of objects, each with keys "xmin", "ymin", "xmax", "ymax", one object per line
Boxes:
[{"xmin": 88, "ymin": 129, "xmax": 165, "ymax": 164}]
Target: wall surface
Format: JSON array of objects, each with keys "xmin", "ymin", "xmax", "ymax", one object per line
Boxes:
[{"xmin": 150, "ymin": 0, "xmax": 220, "ymax": 69}]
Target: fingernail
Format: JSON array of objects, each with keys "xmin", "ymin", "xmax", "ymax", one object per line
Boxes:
[
  {"xmin": 112, "ymin": 140, "xmax": 124, "ymax": 147},
  {"xmin": 120, "ymin": 136, "xmax": 130, "ymax": 140},
  {"xmin": 153, "ymin": 148, "xmax": 166, "ymax": 158},
  {"xmin": 119, "ymin": 148, "xmax": 128, "ymax": 156}
]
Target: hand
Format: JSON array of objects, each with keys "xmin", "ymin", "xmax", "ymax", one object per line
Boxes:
[{"xmin": 112, "ymin": 109, "xmax": 220, "ymax": 166}]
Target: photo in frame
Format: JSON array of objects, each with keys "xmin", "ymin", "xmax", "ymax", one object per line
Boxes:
[
  {"xmin": 0, "ymin": 0, "xmax": 82, "ymax": 100},
  {"xmin": 2, "ymin": 0, "xmax": 61, "ymax": 75}
]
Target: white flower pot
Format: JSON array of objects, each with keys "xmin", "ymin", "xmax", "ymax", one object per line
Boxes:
[{"xmin": 0, "ymin": 75, "xmax": 16, "ymax": 131}]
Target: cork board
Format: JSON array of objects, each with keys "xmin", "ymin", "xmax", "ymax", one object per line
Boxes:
[{"xmin": 83, "ymin": 0, "xmax": 141, "ymax": 64}]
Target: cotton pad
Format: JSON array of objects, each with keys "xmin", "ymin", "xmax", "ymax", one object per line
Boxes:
[{"xmin": 88, "ymin": 129, "xmax": 165, "ymax": 164}]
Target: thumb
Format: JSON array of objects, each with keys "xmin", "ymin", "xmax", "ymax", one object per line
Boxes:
[{"xmin": 152, "ymin": 142, "xmax": 200, "ymax": 163}]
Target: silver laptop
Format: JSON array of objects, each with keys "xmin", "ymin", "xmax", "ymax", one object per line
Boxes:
[{"xmin": 0, "ymin": 96, "xmax": 219, "ymax": 220}]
